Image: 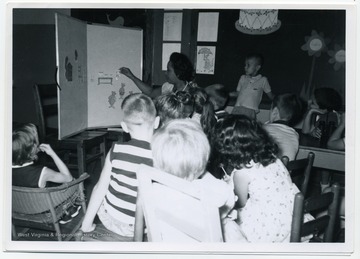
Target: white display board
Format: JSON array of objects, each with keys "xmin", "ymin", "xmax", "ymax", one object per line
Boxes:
[{"xmin": 55, "ymin": 13, "xmax": 142, "ymax": 139}]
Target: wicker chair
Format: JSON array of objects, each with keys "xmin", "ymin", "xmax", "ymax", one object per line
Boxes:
[{"xmin": 12, "ymin": 173, "xmax": 89, "ymax": 241}]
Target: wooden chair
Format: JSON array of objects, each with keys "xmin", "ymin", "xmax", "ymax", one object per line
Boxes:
[
  {"xmin": 134, "ymin": 164, "xmax": 224, "ymax": 242},
  {"xmin": 12, "ymin": 173, "xmax": 89, "ymax": 241},
  {"xmin": 290, "ymin": 182, "xmax": 341, "ymax": 242},
  {"xmin": 281, "ymin": 152, "xmax": 315, "ymax": 197},
  {"xmin": 33, "ymin": 83, "xmax": 108, "ymax": 177}
]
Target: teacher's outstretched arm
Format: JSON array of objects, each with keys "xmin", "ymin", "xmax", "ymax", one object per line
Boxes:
[{"xmin": 119, "ymin": 67, "xmax": 161, "ymax": 98}]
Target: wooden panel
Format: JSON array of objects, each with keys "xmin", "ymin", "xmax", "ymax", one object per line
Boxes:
[{"xmin": 297, "ymin": 146, "xmax": 345, "ymax": 172}]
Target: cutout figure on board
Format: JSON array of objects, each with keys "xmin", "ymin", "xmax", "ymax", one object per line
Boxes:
[
  {"xmin": 119, "ymin": 83, "xmax": 125, "ymax": 99},
  {"xmin": 108, "ymin": 91, "xmax": 116, "ymax": 108},
  {"xmin": 65, "ymin": 56, "xmax": 73, "ymax": 82}
]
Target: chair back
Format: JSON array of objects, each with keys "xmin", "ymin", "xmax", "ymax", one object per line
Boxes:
[
  {"xmin": 290, "ymin": 182, "xmax": 341, "ymax": 242},
  {"xmin": 281, "ymin": 152, "xmax": 315, "ymax": 197},
  {"xmin": 33, "ymin": 83, "xmax": 59, "ymax": 142},
  {"xmin": 135, "ymin": 164, "xmax": 224, "ymax": 242},
  {"xmin": 12, "ymin": 173, "xmax": 89, "ymax": 241},
  {"xmin": 12, "ymin": 173, "xmax": 88, "ymax": 215}
]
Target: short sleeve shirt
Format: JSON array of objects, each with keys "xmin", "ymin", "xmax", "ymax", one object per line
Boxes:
[{"xmin": 235, "ymin": 74, "xmax": 271, "ymax": 111}]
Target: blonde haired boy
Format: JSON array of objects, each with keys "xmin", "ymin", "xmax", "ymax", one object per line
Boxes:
[{"xmin": 151, "ymin": 119, "xmax": 238, "ymax": 241}]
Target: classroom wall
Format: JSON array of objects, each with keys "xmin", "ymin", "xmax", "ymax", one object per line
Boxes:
[
  {"xmin": 12, "ymin": 9, "xmax": 346, "ymax": 126},
  {"xmin": 194, "ymin": 10, "xmax": 345, "ymax": 104}
]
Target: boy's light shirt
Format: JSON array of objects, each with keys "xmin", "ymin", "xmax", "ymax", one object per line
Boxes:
[{"xmin": 235, "ymin": 74, "xmax": 271, "ymax": 111}]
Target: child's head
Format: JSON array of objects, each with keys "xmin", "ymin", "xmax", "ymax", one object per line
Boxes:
[
  {"xmin": 244, "ymin": 53, "xmax": 264, "ymax": 77},
  {"xmin": 188, "ymin": 86, "xmax": 216, "ymax": 137},
  {"xmin": 155, "ymin": 91, "xmax": 194, "ymax": 127},
  {"xmin": 121, "ymin": 93, "xmax": 158, "ymax": 135},
  {"xmin": 12, "ymin": 123, "xmax": 39, "ymax": 166},
  {"xmin": 151, "ymin": 119, "xmax": 210, "ymax": 181},
  {"xmin": 212, "ymin": 115, "xmax": 278, "ymax": 171},
  {"xmin": 310, "ymin": 87, "xmax": 342, "ymax": 111},
  {"xmin": 205, "ymin": 84, "xmax": 229, "ymax": 111},
  {"xmin": 166, "ymin": 52, "xmax": 195, "ymax": 84},
  {"xmin": 270, "ymin": 93, "xmax": 306, "ymax": 126}
]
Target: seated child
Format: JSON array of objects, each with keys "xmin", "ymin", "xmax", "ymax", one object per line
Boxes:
[
  {"xmin": 154, "ymin": 90, "xmax": 194, "ymax": 127},
  {"xmin": 327, "ymin": 112, "xmax": 345, "ymax": 151},
  {"xmin": 188, "ymin": 86, "xmax": 217, "ymax": 139},
  {"xmin": 230, "ymin": 53, "xmax": 274, "ymax": 119},
  {"xmin": 151, "ymin": 119, "xmax": 237, "ymax": 241},
  {"xmin": 302, "ymin": 87, "xmax": 342, "ymax": 139},
  {"xmin": 12, "ymin": 123, "xmax": 77, "ymax": 224},
  {"xmin": 80, "ymin": 93, "xmax": 159, "ymax": 237},
  {"xmin": 301, "ymin": 87, "xmax": 343, "ymax": 191},
  {"xmin": 263, "ymin": 93, "xmax": 306, "ymax": 161},
  {"xmin": 205, "ymin": 83, "xmax": 230, "ymax": 120},
  {"xmin": 212, "ymin": 115, "xmax": 313, "ymax": 243}
]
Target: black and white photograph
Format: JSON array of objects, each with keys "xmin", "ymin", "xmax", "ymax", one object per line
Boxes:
[{"xmin": 1, "ymin": 0, "xmax": 358, "ymax": 258}]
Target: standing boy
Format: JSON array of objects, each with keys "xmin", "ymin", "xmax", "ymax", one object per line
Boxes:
[
  {"xmin": 80, "ymin": 93, "xmax": 159, "ymax": 238},
  {"xmin": 231, "ymin": 53, "xmax": 274, "ymax": 119}
]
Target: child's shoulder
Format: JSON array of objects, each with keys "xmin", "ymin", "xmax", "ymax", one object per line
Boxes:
[{"xmin": 196, "ymin": 172, "xmax": 231, "ymax": 190}]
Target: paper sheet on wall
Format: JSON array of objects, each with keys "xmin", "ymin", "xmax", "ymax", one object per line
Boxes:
[
  {"xmin": 197, "ymin": 12, "xmax": 219, "ymax": 42},
  {"xmin": 196, "ymin": 46, "xmax": 216, "ymax": 74},
  {"xmin": 162, "ymin": 43, "xmax": 181, "ymax": 71},
  {"xmin": 163, "ymin": 12, "xmax": 182, "ymax": 41}
]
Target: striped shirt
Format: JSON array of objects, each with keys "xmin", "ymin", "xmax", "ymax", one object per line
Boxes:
[{"xmin": 103, "ymin": 139, "xmax": 153, "ymax": 225}]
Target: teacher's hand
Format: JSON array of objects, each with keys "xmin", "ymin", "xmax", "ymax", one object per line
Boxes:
[{"xmin": 119, "ymin": 67, "xmax": 135, "ymax": 80}]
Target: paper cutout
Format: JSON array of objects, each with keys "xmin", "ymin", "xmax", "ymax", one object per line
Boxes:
[
  {"xmin": 65, "ymin": 56, "xmax": 73, "ymax": 82},
  {"xmin": 78, "ymin": 65, "xmax": 83, "ymax": 82},
  {"xmin": 119, "ymin": 83, "xmax": 125, "ymax": 99},
  {"xmin": 98, "ymin": 77, "xmax": 113, "ymax": 85},
  {"xmin": 328, "ymin": 44, "xmax": 345, "ymax": 71},
  {"xmin": 108, "ymin": 91, "xmax": 116, "ymax": 108},
  {"xmin": 106, "ymin": 14, "xmax": 125, "ymax": 26}
]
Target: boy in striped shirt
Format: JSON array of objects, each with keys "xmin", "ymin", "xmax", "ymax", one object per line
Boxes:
[{"xmin": 81, "ymin": 93, "xmax": 159, "ymax": 238}]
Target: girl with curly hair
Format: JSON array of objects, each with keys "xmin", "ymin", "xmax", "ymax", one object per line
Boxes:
[{"xmin": 212, "ymin": 115, "xmax": 310, "ymax": 243}]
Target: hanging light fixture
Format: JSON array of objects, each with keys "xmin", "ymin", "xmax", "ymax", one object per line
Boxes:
[{"xmin": 235, "ymin": 9, "xmax": 281, "ymax": 35}]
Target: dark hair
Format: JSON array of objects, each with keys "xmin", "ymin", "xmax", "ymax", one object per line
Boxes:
[
  {"xmin": 12, "ymin": 123, "xmax": 39, "ymax": 165},
  {"xmin": 272, "ymin": 93, "xmax": 306, "ymax": 126},
  {"xmin": 169, "ymin": 52, "xmax": 195, "ymax": 82},
  {"xmin": 314, "ymin": 87, "xmax": 342, "ymax": 111},
  {"xmin": 155, "ymin": 91, "xmax": 194, "ymax": 127},
  {"xmin": 246, "ymin": 53, "xmax": 264, "ymax": 67},
  {"xmin": 188, "ymin": 87, "xmax": 216, "ymax": 138},
  {"xmin": 205, "ymin": 84, "xmax": 229, "ymax": 111},
  {"xmin": 211, "ymin": 115, "xmax": 278, "ymax": 171}
]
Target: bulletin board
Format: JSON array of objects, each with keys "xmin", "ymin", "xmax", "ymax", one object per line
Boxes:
[{"xmin": 55, "ymin": 13, "xmax": 142, "ymax": 139}]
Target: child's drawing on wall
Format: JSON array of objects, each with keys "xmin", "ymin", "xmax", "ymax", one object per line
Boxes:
[{"xmin": 196, "ymin": 46, "xmax": 216, "ymax": 74}]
